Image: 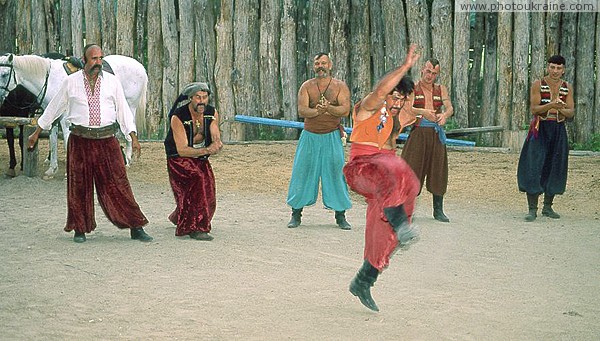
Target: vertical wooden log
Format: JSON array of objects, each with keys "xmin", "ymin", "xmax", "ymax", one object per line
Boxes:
[
  {"xmin": 178, "ymin": 0, "xmax": 195, "ymax": 88},
  {"xmin": 100, "ymin": 0, "xmax": 116, "ymax": 54},
  {"xmin": 530, "ymin": 12, "xmax": 545, "ymax": 83},
  {"xmin": 511, "ymin": 12, "xmax": 529, "ymax": 132},
  {"xmin": 259, "ymin": 0, "xmax": 282, "ymax": 120},
  {"xmin": 405, "ymin": 0, "xmax": 431, "ymax": 78},
  {"xmin": 369, "ymin": 0, "xmax": 385, "ymax": 83},
  {"xmin": 480, "ymin": 13, "xmax": 498, "ymax": 146},
  {"xmin": 595, "ymin": 16, "xmax": 600, "ymax": 136},
  {"xmin": 31, "ymin": 0, "xmax": 47, "ymax": 53},
  {"xmin": 43, "ymin": 0, "xmax": 59, "ymax": 53},
  {"xmin": 382, "ymin": 0, "xmax": 407, "ymax": 71},
  {"xmin": 329, "ymin": 0, "xmax": 349, "ymax": 83},
  {"xmin": 23, "ymin": 124, "xmax": 38, "ymax": 177},
  {"xmin": 59, "ymin": 0, "xmax": 72, "ymax": 54},
  {"xmin": 15, "ymin": 0, "xmax": 32, "ymax": 54},
  {"xmin": 545, "ymin": 12, "xmax": 560, "ymax": 57},
  {"xmin": 431, "ymin": 0, "xmax": 453, "ymax": 92},
  {"xmin": 232, "ymin": 0, "xmax": 258, "ymax": 139},
  {"xmin": 296, "ymin": 1, "xmax": 309, "ymax": 89},
  {"xmin": 307, "ymin": 0, "xmax": 330, "ymax": 58},
  {"xmin": 135, "ymin": 0, "xmax": 148, "ymax": 64},
  {"xmin": 497, "ymin": 12, "xmax": 513, "ymax": 148},
  {"xmin": 194, "ymin": 0, "xmax": 217, "ymax": 98},
  {"xmin": 468, "ymin": 13, "xmax": 484, "ymax": 127},
  {"xmin": 71, "ymin": 0, "xmax": 84, "ymax": 56},
  {"xmin": 280, "ymin": 0, "xmax": 298, "ymax": 138},
  {"xmin": 215, "ymin": 0, "xmax": 239, "ymax": 142},
  {"xmin": 329, "ymin": 0, "xmax": 350, "ymax": 127},
  {"xmin": 116, "ymin": 0, "xmax": 136, "ymax": 57},
  {"xmin": 83, "ymin": 0, "xmax": 101, "ymax": 45},
  {"xmin": 146, "ymin": 0, "xmax": 164, "ymax": 138},
  {"xmin": 574, "ymin": 13, "xmax": 595, "ymax": 144},
  {"xmin": 349, "ymin": 0, "xmax": 370, "ymax": 105},
  {"xmin": 159, "ymin": 0, "xmax": 179, "ymax": 129},
  {"xmin": 0, "ymin": 0, "xmax": 16, "ymax": 52},
  {"xmin": 560, "ymin": 13, "xmax": 577, "ymax": 145},
  {"xmin": 452, "ymin": 11, "xmax": 470, "ymax": 127}
]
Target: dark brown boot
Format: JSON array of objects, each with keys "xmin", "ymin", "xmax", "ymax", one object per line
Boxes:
[
  {"xmin": 287, "ymin": 208, "xmax": 302, "ymax": 228},
  {"xmin": 541, "ymin": 194, "xmax": 560, "ymax": 219},
  {"xmin": 349, "ymin": 260, "xmax": 380, "ymax": 312},
  {"xmin": 525, "ymin": 194, "xmax": 539, "ymax": 222},
  {"xmin": 335, "ymin": 210, "xmax": 351, "ymax": 230},
  {"xmin": 433, "ymin": 195, "xmax": 450, "ymax": 222}
]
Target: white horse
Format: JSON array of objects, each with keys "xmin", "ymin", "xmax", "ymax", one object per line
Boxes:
[{"xmin": 0, "ymin": 54, "xmax": 147, "ymax": 178}]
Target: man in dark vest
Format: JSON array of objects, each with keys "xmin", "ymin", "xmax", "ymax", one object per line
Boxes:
[
  {"xmin": 517, "ymin": 55, "xmax": 575, "ymax": 221},
  {"xmin": 401, "ymin": 58, "xmax": 454, "ymax": 222}
]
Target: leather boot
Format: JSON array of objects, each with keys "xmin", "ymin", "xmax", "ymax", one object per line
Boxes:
[
  {"xmin": 383, "ymin": 204, "xmax": 419, "ymax": 249},
  {"xmin": 335, "ymin": 210, "xmax": 351, "ymax": 230},
  {"xmin": 287, "ymin": 208, "xmax": 302, "ymax": 228},
  {"xmin": 542, "ymin": 194, "xmax": 560, "ymax": 219},
  {"xmin": 433, "ymin": 195, "xmax": 450, "ymax": 222},
  {"xmin": 525, "ymin": 193, "xmax": 539, "ymax": 222},
  {"xmin": 131, "ymin": 228, "xmax": 153, "ymax": 242},
  {"xmin": 349, "ymin": 260, "xmax": 380, "ymax": 312}
]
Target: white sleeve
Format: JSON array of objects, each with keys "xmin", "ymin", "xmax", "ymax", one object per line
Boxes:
[
  {"xmin": 113, "ymin": 77, "xmax": 136, "ymax": 138},
  {"xmin": 37, "ymin": 78, "xmax": 69, "ymax": 130}
]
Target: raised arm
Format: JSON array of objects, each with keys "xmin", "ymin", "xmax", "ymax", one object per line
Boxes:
[{"xmin": 360, "ymin": 45, "xmax": 420, "ymax": 112}]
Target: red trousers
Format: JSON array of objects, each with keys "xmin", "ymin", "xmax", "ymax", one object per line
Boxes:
[
  {"xmin": 66, "ymin": 135, "xmax": 148, "ymax": 233},
  {"xmin": 167, "ymin": 157, "xmax": 216, "ymax": 236},
  {"xmin": 344, "ymin": 144, "xmax": 420, "ymax": 271}
]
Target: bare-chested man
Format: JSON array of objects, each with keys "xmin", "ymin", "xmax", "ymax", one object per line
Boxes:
[{"xmin": 286, "ymin": 53, "xmax": 352, "ymax": 230}]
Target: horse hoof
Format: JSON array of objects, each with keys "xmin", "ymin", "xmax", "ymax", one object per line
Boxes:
[{"xmin": 5, "ymin": 169, "xmax": 17, "ymax": 177}]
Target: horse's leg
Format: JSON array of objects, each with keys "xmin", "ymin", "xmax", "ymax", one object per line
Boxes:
[
  {"xmin": 5, "ymin": 127, "xmax": 17, "ymax": 177},
  {"xmin": 18, "ymin": 125, "xmax": 24, "ymax": 170},
  {"xmin": 44, "ymin": 124, "xmax": 59, "ymax": 178}
]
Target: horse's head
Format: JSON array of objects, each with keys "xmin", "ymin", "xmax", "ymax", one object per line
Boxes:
[{"xmin": 0, "ymin": 54, "xmax": 17, "ymax": 105}]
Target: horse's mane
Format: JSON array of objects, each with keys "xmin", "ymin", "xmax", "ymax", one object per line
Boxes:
[{"xmin": 12, "ymin": 55, "xmax": 51, "ymax": 81}]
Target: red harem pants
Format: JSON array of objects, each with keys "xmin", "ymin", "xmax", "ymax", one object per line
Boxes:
[
  {"xmin": 167, "ymin": 157, "xmax": 216, "ymax": 236},
  {"xmin": 65, "ymin": 135, "xmax": 148, "ymax": 233},
  {"xmin": 343, "ymin": 144, "xmax": 420, "ymax": 271}
]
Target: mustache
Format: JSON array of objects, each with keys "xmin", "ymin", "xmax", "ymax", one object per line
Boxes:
[
  {"xmin": 316, "ymin": 67, "xmax": 327, "ymax": 73},
  {"xmin": 92, "ymin": 65, "xmax": 102, "ymax": 70}
]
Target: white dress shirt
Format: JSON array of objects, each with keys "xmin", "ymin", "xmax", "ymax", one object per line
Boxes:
[{"xmin": 38, "ymin": 70, "xmax": 137, "ymax": 136}]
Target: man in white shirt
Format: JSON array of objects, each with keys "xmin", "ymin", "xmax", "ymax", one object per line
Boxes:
[{"xmin": 28, "ymin": 44, "xmax": 152, "ymax": 243}]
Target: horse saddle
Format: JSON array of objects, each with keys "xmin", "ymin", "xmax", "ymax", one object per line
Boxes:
[{"xmin": 62, "ymin": 57, "xmax": 115, "ymax": 76}]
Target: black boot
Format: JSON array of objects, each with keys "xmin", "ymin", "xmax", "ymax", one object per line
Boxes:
[
  {"xmin": 287, "ymin": 208, "xmax": 302, "ymax": 228},
  {"xmin": 433, "ymin": 195, "xmax": 450, "ymax": 222},
  {"xmin": 335, "ymin": 210, "xmax": 351, "ymax": 230},
  {"xmin": 525, "ymin": 193, "xmax": 539, "ymax": 222},
  {"xmin": 383, "ymin": 204, "xmax": 419, "ymax": 249},
  {"xmin": 541, "ymin": 194, "xmax": 560, "ymax": 219},
  {"xmin": 349, "ymin": 260, "xmax": 380, "ymax": 312}
]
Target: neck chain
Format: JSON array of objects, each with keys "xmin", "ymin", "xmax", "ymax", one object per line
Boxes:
[{"xmin": 317, "ymin": 77, "xmax": 332, "ymax": 104}]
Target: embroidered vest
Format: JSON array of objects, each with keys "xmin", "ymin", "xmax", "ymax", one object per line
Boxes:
[
  {"xmin": 540, "ymin": 78, "xmax": 568, "ymax": 122},
  {"xmin": 413, "ymin": 82, "xmax": 443, "ymax": 111}
]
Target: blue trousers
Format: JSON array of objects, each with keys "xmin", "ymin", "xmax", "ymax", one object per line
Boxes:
[{"xmin": 286, "ymin": 130, "xmax": 352, "ymax": 211}]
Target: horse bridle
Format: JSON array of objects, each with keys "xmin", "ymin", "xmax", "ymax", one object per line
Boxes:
[
  {"xmin": 0, "ymin": 55, "xmax": 17, "ymax": 93},
  {"xmin": 0, "ymin": 54, "xmax": 50, "ymax": 111}
]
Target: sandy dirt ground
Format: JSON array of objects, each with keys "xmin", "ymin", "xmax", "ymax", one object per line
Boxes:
[{"xmin": 0, "ymin": 139, "xmax": 599, "ymax": 340}]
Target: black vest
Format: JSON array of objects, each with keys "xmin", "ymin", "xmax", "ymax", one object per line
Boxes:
[{"xmin": 164, "ymin": 104, "xmax": 215, "ymax": 158}]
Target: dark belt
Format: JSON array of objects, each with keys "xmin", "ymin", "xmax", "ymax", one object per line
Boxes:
[{"xmin": 70, "ymin": 123, "xmax": 117, "ymax": 139}]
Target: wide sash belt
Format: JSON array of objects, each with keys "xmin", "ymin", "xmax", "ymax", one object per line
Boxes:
[{"xmin": 70, "ymin": 123, "xmax": 117, "ymax": 139}]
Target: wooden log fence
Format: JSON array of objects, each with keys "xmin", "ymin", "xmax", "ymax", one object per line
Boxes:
[{"xmin": 1, "ymin": 1, "xmax": 599, "ymax": 151}]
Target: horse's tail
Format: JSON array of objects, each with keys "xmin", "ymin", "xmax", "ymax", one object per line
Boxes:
[{"xmin": 135, "ymin": 79, "xmax": 147, "ymax": 137}]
